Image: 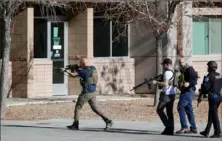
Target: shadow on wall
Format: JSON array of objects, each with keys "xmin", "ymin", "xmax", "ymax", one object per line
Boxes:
[
  {"xmin": 94, "ymin": 58, "xmax": 134, "ymax": 95},
  {"xmin": 129, "ymin": 21, "xmax": 156, "ymax": 94}
]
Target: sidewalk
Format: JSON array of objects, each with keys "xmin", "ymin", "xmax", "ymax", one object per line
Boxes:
[
  {"xmin": 1, "ymin": 119, "xmax": 218, "ymax": 141},
  {"xmin": 6, "ymin": 94, "xmax": 152, "ymax": 107}
]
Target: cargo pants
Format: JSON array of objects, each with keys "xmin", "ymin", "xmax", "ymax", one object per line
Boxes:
[{"xmin": 74, "ymin": 92, "xmax": 110, "ymax": 122}]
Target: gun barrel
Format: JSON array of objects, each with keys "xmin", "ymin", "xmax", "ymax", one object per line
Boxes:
[
  {"xmin": 130, "ymin": 74, "xmax": 162, "ymax": 91},
  {"xmin": 130, "ymin": 81, "xmax": 146, "ymax": 91}
]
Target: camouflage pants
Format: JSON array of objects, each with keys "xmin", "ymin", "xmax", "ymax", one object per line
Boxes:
[{"xmin": 74, "ymin": 92, "xmax": 109, "ymax": 122}]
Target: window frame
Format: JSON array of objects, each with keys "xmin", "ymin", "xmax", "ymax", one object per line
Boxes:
[
  {"xmin": 93, "ymin": 16, "xmax": 130, "ymax": 58},
  {"xmin": 208, "ymin": 18, "xmax": 222, "ymax": 55}
]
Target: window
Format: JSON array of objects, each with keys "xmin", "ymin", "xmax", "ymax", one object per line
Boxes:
[
  {"xmin": 192, "ymin": 18, "xmax": 222, "ymax": 55},
  {"xmin": 0, "ymin": 19, "xmax": 4, "ymax": 59},
  {"xmin": 94, "ymin": 18, "xmax": 128, "ymax": 57},
  {"xmin": 34, "ymin": 19, "xmax": 48, "ymax": 58}
]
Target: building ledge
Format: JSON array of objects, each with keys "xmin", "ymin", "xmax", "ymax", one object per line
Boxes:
[
  {"xmin": 192, "ymin": 8, "xmax": 222, "ymax": 15},
  {"xmin": 33, "ymin": 59, "xmax": 52, "ymax": 65},
  {"xmin": 192, "ymin": 55, "xmax": 222, "ymax": 62}
]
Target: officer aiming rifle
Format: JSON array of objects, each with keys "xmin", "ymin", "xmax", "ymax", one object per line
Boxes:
[{"xmin": 60, "ymin": 57, "xmax": 113, "ymax": 130}]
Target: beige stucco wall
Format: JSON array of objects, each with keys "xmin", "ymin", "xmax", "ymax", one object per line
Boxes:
[
  {"xmin": 192, "ymin": 56, "xmax": 222, "ymax": 92},
  {"xmin": 129, "ymin": 20, "xmax": 157, "ymax": 94},
  {"xmin": 28, "ymin": 59, "xmax": 52, "ymax": 98}
]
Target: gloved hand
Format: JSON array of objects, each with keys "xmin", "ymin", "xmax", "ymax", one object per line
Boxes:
[
  {"xmin": 184, "ymin": 82, "xmax": 190, "ymax": 88},
  {"xmin": 60, "ymin": 67, "xmax": 66, "ymax": 72},
  {"xmin": 152, "ymin": 80, "xmax": 157, "ymax": 84}
]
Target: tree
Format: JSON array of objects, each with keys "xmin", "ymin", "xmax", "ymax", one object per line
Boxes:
[
  {"xmin": 0, "ymin": 0, "xmax": 69, "ymax": 119},
  {"xmin": 100, "ymin": 0, "xmax": 181, "ymax": 106},
  {"xmin": 0, "ymin": 0, "xmax": 23, "ymax": 119}
]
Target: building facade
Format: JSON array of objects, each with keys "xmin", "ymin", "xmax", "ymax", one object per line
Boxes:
[{"xmin": 0, "ymin": 1, "xmax": 221, "ymax": 98}]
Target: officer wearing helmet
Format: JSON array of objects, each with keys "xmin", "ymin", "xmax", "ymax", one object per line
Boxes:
[{"xmin": 198, "ymin": 61, "xmax": 222, "ymax": 138}]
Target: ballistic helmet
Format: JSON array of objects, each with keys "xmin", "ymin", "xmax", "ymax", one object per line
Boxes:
[{"xmin": 207, "ymin": 61, "xmax": 217, "ymax": 70}]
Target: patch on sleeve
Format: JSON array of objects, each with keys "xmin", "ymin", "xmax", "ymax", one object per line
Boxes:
[{"xmin": 204, "ymin": 77, "xmax": 209, "ymax": 82}]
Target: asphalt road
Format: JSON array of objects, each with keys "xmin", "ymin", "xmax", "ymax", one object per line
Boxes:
[{"xmin": 1, "ymin": 119, "xmax": 221, "ymax": 141}]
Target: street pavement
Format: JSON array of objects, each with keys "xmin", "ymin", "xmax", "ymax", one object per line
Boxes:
[{"xmin": 1, "ymin": 119, "xmax": 221, "ymax": 141}]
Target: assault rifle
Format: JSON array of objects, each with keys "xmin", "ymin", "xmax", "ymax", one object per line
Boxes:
[
  {"xmin": 130, "ymin": 75, "xmax": 162, "ymax": 91},
  {"xmin": 65, "ymin": 64, "xmax": 79, "ymax": 72},
  {"xmin": 58, "ymin": 64, "xmax": 79, "ymax": 74}
]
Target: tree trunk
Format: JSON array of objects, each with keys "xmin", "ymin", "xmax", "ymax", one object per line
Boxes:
[
  {"xmin": 0, "ymin": 15, "xmax": 11, "ymax": 119},
  {"xmin": 154, "ymin": 35, "xmax": 163, "ymax": 106}
]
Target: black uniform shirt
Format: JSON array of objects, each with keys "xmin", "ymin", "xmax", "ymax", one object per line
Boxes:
[{"xmin": 202, "ymin": 72, "xmax": 222, "ymax": 94}]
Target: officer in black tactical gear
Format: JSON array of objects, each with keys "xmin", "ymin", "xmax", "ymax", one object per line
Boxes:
[{"xmin": 198, "ymin": 61, "xmax": 222, "ymax": 138}]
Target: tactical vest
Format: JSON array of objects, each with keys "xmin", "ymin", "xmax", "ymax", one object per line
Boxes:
[
  {"xmin": 158, "ymin": 69, "xmax": 175, "ymax": 89},
  {"xmin": 80, "ymin": 66, "xmax": 98, "ymax": 87},
  {"xmin": 209, "ymin": 72, "xmax": 222, "ymax": 94}
]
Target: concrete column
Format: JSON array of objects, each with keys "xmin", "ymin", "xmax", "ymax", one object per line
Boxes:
[
  {"xmin": 10, "ymin": 7, "xmax": 34, "ymax": 98},
  {"xmin": 86, "ymin": 8, "xmax": 94, "ymax": 58},
  {"xmin": 68, "ymin": 8, "xmax": 94, "ymax": 95},
  {"xmin": 26, "ymin": 8, "xmax": 35, "ymax": 98}
]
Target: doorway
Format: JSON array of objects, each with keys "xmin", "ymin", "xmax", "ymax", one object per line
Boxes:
[{"xmin": 47, "ymin": 21, "xmax": 68, "ymax": 96}]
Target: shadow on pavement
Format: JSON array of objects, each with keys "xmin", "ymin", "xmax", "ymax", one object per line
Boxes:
[{"xmin": 2, "ymin": 125, "xmax": 206, "ymax": 138}]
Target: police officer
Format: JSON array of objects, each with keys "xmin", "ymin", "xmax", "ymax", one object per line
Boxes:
[
  {"xmin": 176, "ymin": 58, "xmax": 198, "ymax": 134},
  {"xmin": 61, "ymin": 57, "xmax": 113, "ymax": 130},
  {"xmin": 152, "ymin": 58, "xmax": 176, "ymax": 135},
  {"xmin": 198, "ymin": 61, "xmax": 222, "ymax": 138}
]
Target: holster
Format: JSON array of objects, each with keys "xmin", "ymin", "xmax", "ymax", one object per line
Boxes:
[{"xmin": 159, "ymin": 92, "xmax": 172, "ymax": 103}]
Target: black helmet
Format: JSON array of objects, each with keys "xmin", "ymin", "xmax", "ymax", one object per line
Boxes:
[
  {"xmin": 207, "ymin": 61, "xmax": 217, "ymax": 70},
  {"xmin": 162, "ymin": 58, "xmax": 172, "ymax": 65}
]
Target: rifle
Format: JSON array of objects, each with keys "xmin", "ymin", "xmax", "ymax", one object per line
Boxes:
[
  {"xmin": 130, "ymin": 75, "xmax": 162, "ymax": 91},
  {"xmin": 65, "ymin": 64, "xmax": 79, "ymax": 72},
  {"xmin": 58, "ymin": 64, "xmax": 79, "ymax": 74}
]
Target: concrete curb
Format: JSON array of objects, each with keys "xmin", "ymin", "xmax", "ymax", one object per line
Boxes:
[
  {"xmin": 6, "ymin": 101, "xmax": 72, "ymax": 107},
  {"xmin": 6, "ymin": 97, "xmax": 151, "ymax": 107}
]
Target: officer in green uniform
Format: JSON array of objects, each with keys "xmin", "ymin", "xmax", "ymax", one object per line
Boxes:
[{"xmin": 61, "ymin": 57, "xmax": 113, "ymax": 130}]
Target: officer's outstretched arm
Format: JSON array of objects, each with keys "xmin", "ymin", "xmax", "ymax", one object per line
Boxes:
[{"xmin": 65, "ymin": 70, "xmax": 79, "ymax": 78}]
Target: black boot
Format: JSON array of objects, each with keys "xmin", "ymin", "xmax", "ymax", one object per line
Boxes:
[
  {"xmin": 210, "ymin": 134, "xmax": 221, "ymax": 138},
  {"xmin": 200, "ymin": 131, "xmax": 209, "ymax": 137},
  {"xmin": 161, "ymin": 127, "xmax": 174, "ymax": 135},
  {"xmin": 67, "ymin": 121, "xmax": 79, "ymax": 130},
  {"xmin": 104, "ymin": 120, "xmax": 113, "ymax": 130}
]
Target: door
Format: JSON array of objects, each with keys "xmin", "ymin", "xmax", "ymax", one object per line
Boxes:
[{"xmin": 48, "ymin": 22, "xmax": 68, "ymax": 95}]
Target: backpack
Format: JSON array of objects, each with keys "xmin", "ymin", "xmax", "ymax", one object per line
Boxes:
[
  {"xmin": 187, "ymin": 66, "xmax": 199, "ymax": 86},
  {"xmin": 86, "ymin": 66, "xmax": 98, "ymax": 85}
]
